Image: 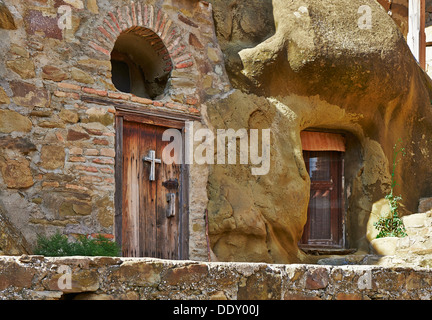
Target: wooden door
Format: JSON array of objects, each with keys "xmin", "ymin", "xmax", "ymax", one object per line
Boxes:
[
  {"xmin": 300, "ymin": 151, "xmax": 344, "ymax": 248},
  {"xmin": 117, "ymin": 116, "xmax": 186, "ymax": 259}
]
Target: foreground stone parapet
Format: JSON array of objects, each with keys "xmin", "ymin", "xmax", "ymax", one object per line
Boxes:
[{"xmin": 1, "ymin": 255, "xmax": 432, "ymax": 300}]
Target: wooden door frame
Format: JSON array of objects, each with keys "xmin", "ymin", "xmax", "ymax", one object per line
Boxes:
[
  {"xmin": 300, "ymin": 150, "xmax": 345, "ymax": 250},
  {"xmin": 114, "ymin": 104, "xmax": 200, "ymax": 259}
]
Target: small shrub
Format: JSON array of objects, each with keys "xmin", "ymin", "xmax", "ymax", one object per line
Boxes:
[
  {"xmin": 34, "ymin": 232, "xmax": 121, "ymax": 257},
  {"xmin": 373, "ymin": 139, "xmax": 407, "ymax": 238}
]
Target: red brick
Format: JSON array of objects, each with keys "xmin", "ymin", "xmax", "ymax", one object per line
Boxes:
[
  {"xmin": 69, "ymin": 147, "xmax": 83, "ymax": 155},
  {"xmin": 166, "ymin": 102, "xmax": 188, "ymax": 111},
  {"xmin": 131, "ymin": 1, "xmax": 137, "ymax": 25},
  {"xmin": 82, "ymin": 87, "xmax": 108, "ymax": 97},
  {"xmin": 93, "ymin": 158, "xmax": 114, "ymax": 165},
  {"xmin": 104, "ymin": 18, "xmax": 117, "ymax": 34},
  {"xmin": 69, "ymin": 156, "xmax": 86, "ymax": 162},
  {"xmin": 90, "ymin": 233, "xmax": 114, "ymax": 240},
  {"xmin": 108, "ymin": 12, "xmax": 122, "ymax": 33},
  {"xmin": 54, "ymin": 91, "xmax": 67, "ymax": 97},
  {"xmin": 100, "ymin": 148, "xmax": 115, "ymax": 157},
  {"xmin": 89, "ymin": 41, "xmax": 110, "ymax": 56},
  {"xmin": 174, "ymin": 53, "xmax": 191, "ymax": 64},
  {"xmin": 98, "ymin": 26, "xmax": 114, "ymax": 41},
  {"xmin": 108, "ymin": 91, "xmax": 130, "ymax": 100},
  {"xmin": 81, "ymin": 176, "xmax": 102, "ymax": 183},
  {"xmin": 100, "ymin": 167, "xmax": 114, "ymax": 174},
  {"xmin": 158, "ymin": 48, "xmax": 168, "ymax": 57},
  {"xmin": 153, "ymin": 101, "xmax": 164, "ymax": 107},
  {"xmin": 42, "ymin": 181, "xmax": 60, "ymax": 188},
  {"xmin": 55, "ymin": 132, "xmax": 65, "ymax": 142},
  {"xmin": 93, "ymin": 138, "xmax": 109, "ymax": 145},
  {"xmin": 54, "ymin": 91, "xmax": 80, "ymax": 99},
  {"xmin": 171, "ymin": 45, "xmax": 185, "ymax": 57},
  {"xmin": 186, "ymin": 97, "xmax": 198, "ymax": 105},
  {"xmin": 85, "ymin": 149, "xmax": 99, "ymax": 156},
  {"xmin": 66, "ymin": 184, "xmax": 89, "ymax": 191},
  {"xmin": 175, "ymin": 60, "xmax": 194, "ymax": 69},
  {"xmin": 84, "ymin": 166, "xmax": 99, "ymax": 173},
  {"xmin": 155, "ymin": 9, "xmax": 162, "ymax": 32},
  {"xmin": 58, "ymin": 82, "xmax": 81, "ymax": 91},
  {"xmin": 131, "ymin": 95, "xmax": 152, "ymax": 104}
]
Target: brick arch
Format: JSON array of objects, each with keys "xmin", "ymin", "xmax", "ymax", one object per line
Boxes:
[{"xmin": 87, "ymin": 1, "xmax": 196, "ymax": 77}]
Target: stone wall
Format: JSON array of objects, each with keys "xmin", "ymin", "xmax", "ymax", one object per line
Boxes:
[
  {"xmin": 0, "ymin": 0, "xmax": 227, "ymax": 259},
  {"xmin": 1, "ymin": 255, "xmax": 432, "ymax": 300}
]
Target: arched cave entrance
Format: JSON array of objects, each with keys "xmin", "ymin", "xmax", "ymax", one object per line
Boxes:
[{"xmin": 110, "ymin": 27, "xmax": 172, "ymax": 100}]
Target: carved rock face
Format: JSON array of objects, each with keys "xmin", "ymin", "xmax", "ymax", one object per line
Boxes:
[{"xmin": 207, "ymin": 0, "xmax": 432, "ymax": 263}]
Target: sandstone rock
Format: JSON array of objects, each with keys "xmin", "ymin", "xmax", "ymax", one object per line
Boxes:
[
  {"xmin": 59, "ymin": 109, "xmax": 79, "ymax": 123},
  {"xmin": 72, "ymin": 202, "xmax": 91, "ymax": 215},
  {"xmin": 84, "ymin": 107, "xmax": 114, "ymax": 126},
  {"xmin": 96, "ymin": 196, "xmax": 113, "ymax": 228},
  {"xmin": 418, "ymin": 197, "xmax": 432, "ymax": 213},
  {"xmin": 0, "ymin": 0, "xmax": 16, "ymax": 30},
  {"xmin": 371, "ymin": 237, "xmax": 399, "ymax": 255},
  {"xmin": 70, "ymin": 67, "xmax": 94, "ymax": 84},
  {"xmin": 206, "ymin": 0, "xmax": 432, "ymax": 263},
  {"xmin": 164, "ymin": 264, "xmax": 209, "ymax": 286},
  {"xmin": 0, "ymin": 261, "xmax": 35, "ymax": 290},
  {"xmin": 44, "ymin": 269, "xmax": 99, "ymax": 293},
  {"xmin": 40, "ymin": 145, "xmax": 65, "ymax": 170},
  {"xmin": 0, "ymin": 137, "xmax": 36, "ymax": 154},
  {"xmin": 67, "ymin": 128, "xmax": 90, "ymax": 141},
  {"xmin": 0, "ymin": 206, "xmax": 31, "ymax": 255},
  {"xmin": 42, "ymin": 65, "xmax": 69, "ymax": 82},
  {"xmin": 10, "ymin": 80, "xmax": 49, "ymax": 108},
  {"xmin": 110, "ymin": 260, "xmax": 162, "ymax": 286},
  {"xmin": 305, "ymin": 268, "xmax": 330, "ymax": 290},
  {"xmin": 87, "ymin": 0, "xmax": 99, "ymax": 14},
  {"xmin": 10, "ymin": 44, "xmax": 30, "ymax": 58},
  {"xmin": 0, "ymin": 86, "xmax": 10, "ymax": 104},
  {"xmin": 0, "ymin": 109, "xmax": 32, "ymax": 133},
  {"xmin": 237, "ymin": 269, "xmax": 282, "ymax": 300},
  {"xmin": 6, "ymin": 58, "xmax": 36, "ymax": 79},
  {"xmin": 0, "ymin": 156, "xmax": 34, "ymax": 189},
  {"xmin": 25, "ymin": 9, "xmax": 62, "ymax": 40}
]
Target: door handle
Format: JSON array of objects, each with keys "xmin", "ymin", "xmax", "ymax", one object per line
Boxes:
[{"xmin": 166, "ymin": 193, "xmax": 176, "ymax": 218}]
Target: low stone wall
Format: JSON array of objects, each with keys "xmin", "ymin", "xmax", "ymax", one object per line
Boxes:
[{"xmin": 1, "ymin": 255, "xmax": 432, "ymax": 300}]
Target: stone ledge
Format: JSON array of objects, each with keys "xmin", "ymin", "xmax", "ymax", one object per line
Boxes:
[{"xmin": 1, "ymin": 255, "xmax": 432, "ymax": 300}]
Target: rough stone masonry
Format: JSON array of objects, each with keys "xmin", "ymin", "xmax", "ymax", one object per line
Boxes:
[
  {"xmin": 1, "ymin": 255, "xmax": 432, "ymax": 300},
  {"xmin": 2, "ymin": 0, "xmax": 432, "ymax": 266}
]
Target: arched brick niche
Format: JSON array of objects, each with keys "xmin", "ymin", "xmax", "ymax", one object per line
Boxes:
[
  {"xmin": 86, "ymin": 1, "xmax": 199, "ymax": 105},
  {"xmin": 111, "ymin": 27, "xmax": 172, "ymax": 100}
]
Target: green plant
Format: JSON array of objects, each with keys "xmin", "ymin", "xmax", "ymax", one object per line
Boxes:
[
  {"xmin": 34, "ymin": 232, "xmax": 121, "ymax": 257},
  {"xmin": 373, "ymin": 139, "xmax": 407, "ymax": 238}
]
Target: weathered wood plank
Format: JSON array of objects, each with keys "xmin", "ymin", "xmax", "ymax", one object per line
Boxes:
[
  {"xmin": 119, "ymin": 116, "xmax": 188, "ymax": 259},
  {"xmin": 114, "ymin": 116, "xmax": 123, "ymax": 249}
]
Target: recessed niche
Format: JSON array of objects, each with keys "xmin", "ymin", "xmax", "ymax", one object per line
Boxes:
[{"xmin": 110, "ymin": 28, "xmax": 172, "ymax": 100}]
